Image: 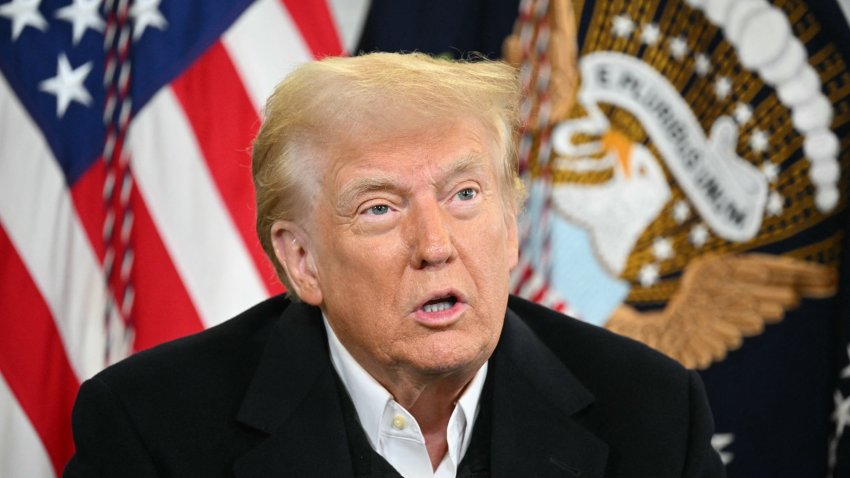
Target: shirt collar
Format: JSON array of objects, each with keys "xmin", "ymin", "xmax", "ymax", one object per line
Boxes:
[{"xmin": 323, "ymin": 316, "xmax": 488, "ymax": 454}]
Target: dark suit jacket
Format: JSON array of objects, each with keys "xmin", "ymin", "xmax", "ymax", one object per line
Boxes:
[{"xmin": 64, "ymin": 295, "xmax": 725, "ymax": 477}]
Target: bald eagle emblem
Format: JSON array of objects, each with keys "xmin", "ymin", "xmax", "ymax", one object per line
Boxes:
[{"xmin": 505, "ymin": 0, "xmax": 843, "ymax": 369}]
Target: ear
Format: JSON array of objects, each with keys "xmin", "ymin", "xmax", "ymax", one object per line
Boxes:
[{"xmin": 270, "ymin": 220, "xmax": 323, "ymax": 305}]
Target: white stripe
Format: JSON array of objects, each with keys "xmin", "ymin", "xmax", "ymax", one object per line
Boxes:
[
  {"xmin": 0, "ymin": 374, "xmax": 55, "ymax": 478},
  {"xmin": 222, "ymin": 0, "xmax": 313, "ymax": 114},
  {"xmin": 0, "ymin": 72, "xmax": 107, "ymax": 381},
  {"xmin": 328, "ymin": 0, "xmax": 370, "ymax": 54},
  {"xmin": 518, "ymin": 267, "xmax": 546, "ymax": 299},
  {"xmin": 127, "ymin": 87, "xmax": 268, "ymax": 328}
]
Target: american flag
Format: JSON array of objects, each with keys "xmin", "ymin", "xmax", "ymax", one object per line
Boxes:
[{"xmin": 0, "ymin": 0, "xmax": 342, "ymax": 475}]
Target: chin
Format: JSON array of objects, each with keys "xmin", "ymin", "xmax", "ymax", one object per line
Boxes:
[{"xmin": 409, "ymin": 340, "xmax": 490, "ymax": 377}]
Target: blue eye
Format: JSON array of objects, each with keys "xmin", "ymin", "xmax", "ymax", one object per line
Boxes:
[
  {"xmin": 368, "ymin": 205, "xmax": 390, "ymax": 215},
  {"xmin": 456, "ymin": 188, "xmax": 477, "ymax": 201}
]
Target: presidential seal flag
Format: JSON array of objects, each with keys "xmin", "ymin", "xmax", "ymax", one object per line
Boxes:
[
  {"xmin": 0, "ymin": 1, "xmax": 342, "ymax": 476},
  {"xmin": 505, "ymin": 0, "xmax": 850, "ymax": 476}
]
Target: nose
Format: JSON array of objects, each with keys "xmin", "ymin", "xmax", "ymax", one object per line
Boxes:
[{"xmin": 407, "ymin": 199, "xmax": 455, "ymax": 269}]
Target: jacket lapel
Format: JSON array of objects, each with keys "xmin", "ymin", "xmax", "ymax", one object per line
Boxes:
[
  {"xmin": 490, "ymin": 310, "xmax": 609, "ymax": 478},
  {"xmin": 233, "ymin": 301, "xmax": 355, "ymax": 478}
]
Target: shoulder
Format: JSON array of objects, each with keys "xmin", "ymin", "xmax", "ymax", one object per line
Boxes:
[
  {"xmin": 67, "ymin": 296, "xmax": 298, "ymax": 475},
  {"xmin": 507, "ymin": 294, "xmax": 687, "ymax": 387},
  {"xmin": 91, "ymin": 294, "xmax": 292, "ymax": 410},
  {"xmin": 506, "ymin": 295, "xmax": 723, "ymax": 475},
  {"xmin": 506, "ymin": 295, "xmax": 695, "ymax": 426}
]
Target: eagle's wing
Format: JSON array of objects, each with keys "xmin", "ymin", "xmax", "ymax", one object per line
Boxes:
[
  {"xmin": 605, "ymin": 253, "xmax": 837, "ymax": 369},
  {"xmin": 502, "ymin": 0, "xmax": 579, "ymax": 123}
]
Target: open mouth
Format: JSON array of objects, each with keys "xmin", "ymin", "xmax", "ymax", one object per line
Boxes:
[{"xmin": 420, "ymin": 295, "xmax": 458, "ymax": 313}]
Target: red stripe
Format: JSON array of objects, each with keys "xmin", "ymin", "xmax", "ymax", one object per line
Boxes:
[
  {"xmin": 71, "ymin": 159, "xmax": 106, "ymax": 261},
  {"xmin": 128, "ymin": 185, "xmax": 207, "ymax": 351},
  {"xmin": 171, "ymin": 41, "xmax": 283, "ymax": 296},
  {"xmin": 552, "ymin": 300, "xmax": 566, "ymax": 313},
  {"xmin": 531, "ymin": 284, "xmax": 548, "ymax": 304},
  {"xmin": 0, "ymin": 224, "xmax": 79, "ymax": 476},
  {"xmin": 280, "ymin": 0, "xmax": 344, "ymax": 57}
]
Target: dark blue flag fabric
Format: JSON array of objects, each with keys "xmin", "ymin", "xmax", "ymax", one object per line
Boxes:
[{"xmin": 359, "ymin": 0, "xmax": 850, "ymax": 476}]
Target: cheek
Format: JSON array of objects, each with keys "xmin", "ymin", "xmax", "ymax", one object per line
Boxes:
[
  {"xmin": 360, "ymin": 237, "xmax": 408, "ymax": 270},
  {"xmin": 319, "ymin": 233, "xmax": 408, "ymax": 302},
  {"xmin": 476, "ymin": 211, "xmax": 516, "ymax": 258},
  {"xmin": 458, "ymin": 215, "xmax": 516, "ymax": 284}
]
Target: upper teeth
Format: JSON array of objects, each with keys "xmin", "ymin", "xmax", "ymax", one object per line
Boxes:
[{"xmin": 423, "ymin": 301, "xmax": 452, "ymax": 313}]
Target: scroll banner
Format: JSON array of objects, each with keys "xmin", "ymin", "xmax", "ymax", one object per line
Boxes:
[{"xmin": 562, "ymin": 52, "xmax": 769, "ymax": 242}]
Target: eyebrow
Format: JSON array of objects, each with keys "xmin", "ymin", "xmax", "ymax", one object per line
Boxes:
[
  {"xmin": 334, "ymin": 153, "xmax": 490, "ymax": 212},
  {"xmin": 335, "ymin": 176, "xmax": 400, "ymax": 212}
]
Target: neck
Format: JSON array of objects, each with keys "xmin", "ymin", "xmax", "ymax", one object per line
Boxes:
[{"xmin": 385, "ymin": 371, "xmax": 475, "ymax": 470}]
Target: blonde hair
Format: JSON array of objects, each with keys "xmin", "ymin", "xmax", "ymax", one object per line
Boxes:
[{"xmin": 252, "ymin": 52, "xmax": 523, "ymax": 294}]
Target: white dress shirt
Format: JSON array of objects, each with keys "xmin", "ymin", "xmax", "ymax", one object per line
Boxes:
[{"xmin": 323, "ymin": 318, "xmax": 488, "ymax": 478}]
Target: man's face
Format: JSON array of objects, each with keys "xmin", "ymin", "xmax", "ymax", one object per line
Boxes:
[{"xmin": 295, "ymin": 118, "xmax": 518, "ymax": 386}]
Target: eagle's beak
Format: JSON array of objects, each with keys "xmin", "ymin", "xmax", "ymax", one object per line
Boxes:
[{"xmin": 602, "ymin": 130, "xmax": 633, "ymax": 179}]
